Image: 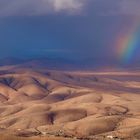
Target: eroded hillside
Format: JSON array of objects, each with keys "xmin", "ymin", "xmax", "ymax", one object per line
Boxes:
[{"xmin": 0, "ymin": 67, "xmax": 140, "ymax": 140}]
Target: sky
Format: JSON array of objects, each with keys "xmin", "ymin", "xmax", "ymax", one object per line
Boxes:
[{"xmin": 0, "ymin": 0, "xmax": 140, "ymax": 67}]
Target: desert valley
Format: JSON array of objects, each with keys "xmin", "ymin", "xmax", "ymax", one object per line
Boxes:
[
  {"xmin": 1, "ymin": 0, "xmax": 140, "ymax": 140},
  {"xmin": 0, "ymin": 63, "xmax": 139, "ymax": 140}
]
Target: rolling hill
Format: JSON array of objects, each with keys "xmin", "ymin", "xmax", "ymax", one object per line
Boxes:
[{"xmin": 0, "ymin": 64, "xmax": 139, "ymax": 139}]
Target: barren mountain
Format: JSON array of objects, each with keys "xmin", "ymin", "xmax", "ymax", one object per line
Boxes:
[{"xmin": 0, "ymin": 65, "xmax": 140, "ymax": 140}]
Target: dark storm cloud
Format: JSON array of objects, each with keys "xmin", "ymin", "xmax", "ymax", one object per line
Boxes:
[
  {"xmin": 0, "ymin": 0, "xmax": 86, "ymax": 16},
  {"xmin": 87, "ymin": 0, "xmax": 140, "ymax": 16},
  {"xmin": 0, "ymin": 0, "xmax": 140, "ymax": 16},
  {"xmin": 0, "ymin": 0, "xmax": 140, "ymax": 66}
]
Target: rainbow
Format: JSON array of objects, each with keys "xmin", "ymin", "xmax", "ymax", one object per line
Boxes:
[{"xmin": 115, "ymin": 20, "xmax": 140, "ymax": 64}]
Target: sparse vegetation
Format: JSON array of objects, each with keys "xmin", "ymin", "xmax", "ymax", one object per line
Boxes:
[{"xmin": 0, "ymin": 69, "xmax": 139, "ymax": 139}]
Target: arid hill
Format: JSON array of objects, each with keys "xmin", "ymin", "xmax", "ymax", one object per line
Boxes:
[{"xmin": 0, "ymin": 66, "xmax": 140, "ymax": 140}]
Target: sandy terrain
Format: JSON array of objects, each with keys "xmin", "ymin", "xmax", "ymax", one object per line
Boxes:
[{"xmin": 0, "ymin": 66, "xmax": 140, "ymax": 140}]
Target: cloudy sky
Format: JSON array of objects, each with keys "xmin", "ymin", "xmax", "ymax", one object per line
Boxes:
[
  {"xmin": 0, "ymin": 0, "xmax": 140, "ymax": 16},
  {"xmin": 0, "ymin": 0, "xmax": 140, "ymax": 67}
]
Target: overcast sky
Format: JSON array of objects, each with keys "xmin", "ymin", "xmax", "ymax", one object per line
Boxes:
[
  {"xmin": 0, "ymin": 0, "xmax": 140, "ymax": 67},
  {"xmin": 0, "ymin": 0, "xmax": 140, "ymax": 16}
]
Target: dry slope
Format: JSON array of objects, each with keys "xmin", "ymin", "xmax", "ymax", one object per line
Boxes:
[{"xmin": 0, "ymin": 67, "xmax": 139, "ymax": 139}]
